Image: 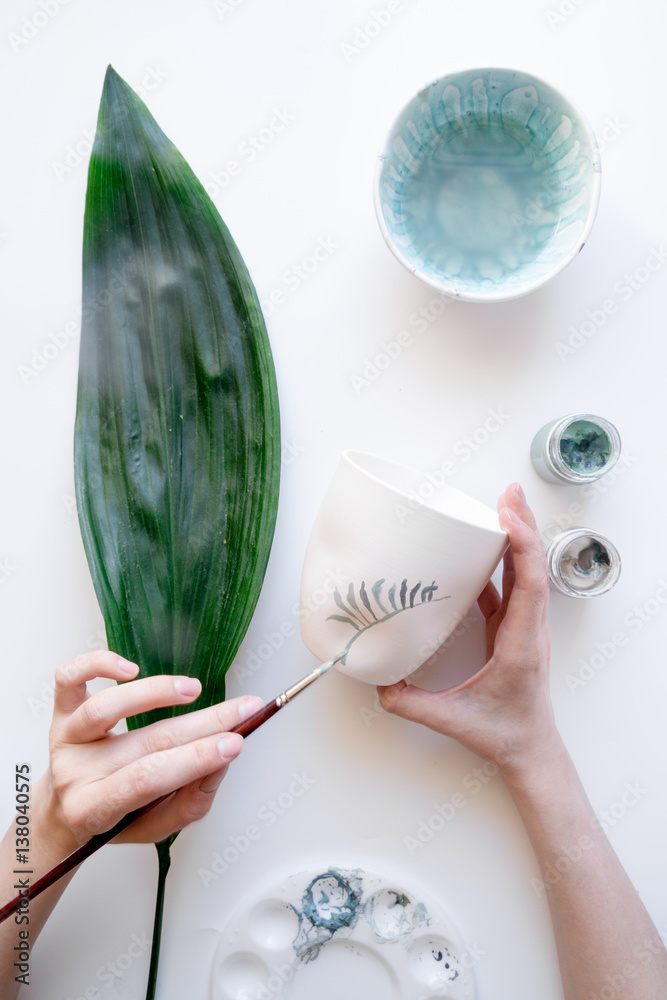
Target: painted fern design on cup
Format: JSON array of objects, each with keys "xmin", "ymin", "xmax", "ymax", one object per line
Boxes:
[{"xmin": 328, "ymin": 578, "xmax": 449, "ymax": 661}]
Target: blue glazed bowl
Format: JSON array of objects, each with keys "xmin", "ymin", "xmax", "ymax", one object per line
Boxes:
[{"xmin": 374, "ymin": 67, "xmax": 601, "ymax": 302}]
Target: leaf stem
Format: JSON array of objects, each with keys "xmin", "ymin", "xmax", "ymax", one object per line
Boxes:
[{"xmin": 145, "ymin": 837, "xmax": 174, "ymax": 1000}]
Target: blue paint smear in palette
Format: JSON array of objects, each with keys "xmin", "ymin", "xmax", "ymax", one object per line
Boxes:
[
  {"xmin": 293, "ymin": 871, "xmax": 363, "ymax": 962},
  {"xmin": 290, "ymin": 868, "xmax": 444, "ymax": 970}
]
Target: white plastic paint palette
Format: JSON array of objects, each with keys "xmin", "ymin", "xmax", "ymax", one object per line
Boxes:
[{"xmin": 210, "ymin": 866, "xmax": 476, "ymax": 1000}]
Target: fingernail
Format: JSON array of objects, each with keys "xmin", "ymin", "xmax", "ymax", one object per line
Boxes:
[
  {"xmin": 174, "ymin": 676, "xmax": 201, "ymax": 697},
  {"xmin": 118, "ymin": 656, "xmax": 139, "ymax": 675},
  {"xmin": 514, "ymin": 482, "xmax": 526, "ymax": 504},
  {"xmin": 218, "ymin": 733, "xmax": 244, "ymax": 760},
  {"xmin": 500, "ymin": 505, "xmax": 524, "ymax": 526},
  {"xmin": 238, "ymin": 696, "xmax": 264, "ymax": 721},
  {"xmin": 200, "ymin": 768, "xmax": 225, "ymax": 794}
]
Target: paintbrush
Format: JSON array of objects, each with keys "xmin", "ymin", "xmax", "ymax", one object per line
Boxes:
[{"xmin": 0, "ymin": 655, "xmax": 341, "ymax": 924}]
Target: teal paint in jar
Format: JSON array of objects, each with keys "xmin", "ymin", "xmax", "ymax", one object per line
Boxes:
[{"xmin": 530, "ymin": 413, "xmax": 621, "ymax": 484}]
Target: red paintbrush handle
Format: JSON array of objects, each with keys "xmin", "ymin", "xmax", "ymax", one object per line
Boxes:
[
  {"xmin": 0, "ymin": 698, "xmax": 284, "ymax": 923},
  {"xmin": 231, "ymin": 698, "xmax": 281, "ymax": 737},
  {"xmin": 0, "ymin": 792, "xmax": 170, "ymax": 924},
  {"xmin": 0, "ymin": 657, "xmax": 341, "ymax": 927}
]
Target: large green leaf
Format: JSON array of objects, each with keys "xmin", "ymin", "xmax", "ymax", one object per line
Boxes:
[{"xmin": 74, "ymin": 66, "xmax": 280, "ymax": 729}]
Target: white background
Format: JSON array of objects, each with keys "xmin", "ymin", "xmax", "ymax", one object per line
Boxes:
[{"xmin": 1, "ymin": 0, "xmax": 666, "ymax": 998}]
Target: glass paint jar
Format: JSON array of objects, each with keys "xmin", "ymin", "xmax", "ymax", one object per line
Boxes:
[
  {"xmin": 531, "ymin": 413, "xmax": 621, "ymax": 484},
  {"xmin": 546, "ymin": 528, "xmax": 621, "ymax": 598}
]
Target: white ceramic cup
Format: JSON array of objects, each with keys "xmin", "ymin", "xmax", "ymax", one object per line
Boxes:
[{"xmin": 300, "ymin": 451, "xmax": 508, "ymax": 685}]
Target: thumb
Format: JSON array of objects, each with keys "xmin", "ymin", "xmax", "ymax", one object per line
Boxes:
[{"xmin": 378, "ymin": 681, "xmax": 459, "ymax": 736}]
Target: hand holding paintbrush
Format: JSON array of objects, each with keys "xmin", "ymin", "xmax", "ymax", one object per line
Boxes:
[{"xmin": 0, "ymin": 652, "xmax": 340, "ymax": 924}]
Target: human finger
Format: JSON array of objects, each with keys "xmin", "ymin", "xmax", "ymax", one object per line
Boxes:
[
  {"xmin": 377, "ymin": 681, "xmax": 453, "ymax": 734},
  {"xmin": 506, "ymin": 481, "xmax": 539, "ymax": 532},
  {"xmin": 63, "ymin": 674, "xmax": 203, "ymax": 744},
  {"xmin": 53, "ymin": 651, "xmax": 139, "ymax": 716},
  {"xmin": 477, "ymin": 580, "xmax": 501, "ymax": 619},
  {"xmin": 499, "ymin": 543, "xmax": 516, "ymax": 612},
  {"xmin": 105, "ymin": 695, "xmax": 264, "ymax": 769},
  {"xmin": 497, "ymin": 501, "xmax": 550, "ymax": 643},
  {"xmin": 496, "ymin": 486, "xmax": 518, "ymax": 607},
  {"xmin": 477, "ymin": 579, "xmax": 503, "ymax": 658},
  {"xmin": 62, "ymin": 732, "xmax": 244, "ymax": 838},
  {"xmin": 114, "ymin": 768, "xmax": 231, "ymax": 843},
  {"xmin": 500, "ymin": 485, "xmax": 548, "ymax": 594}
]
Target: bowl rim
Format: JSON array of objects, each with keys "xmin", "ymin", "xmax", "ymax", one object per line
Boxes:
[{"xmin": 372, "ymin": 65, "xmax": 602, "ymax": 303}]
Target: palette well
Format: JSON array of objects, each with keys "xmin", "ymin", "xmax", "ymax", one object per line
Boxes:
[{"xmin": 210, "ymin": 865, "xmax": 477, "ymax": 1000}]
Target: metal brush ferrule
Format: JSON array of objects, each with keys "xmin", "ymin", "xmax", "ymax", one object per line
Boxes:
[{"xmin": 283, "ymin": 667, "xmax": 321, "ymax": 702}]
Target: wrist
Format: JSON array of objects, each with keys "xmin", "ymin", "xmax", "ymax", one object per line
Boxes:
[{"xmin": 497, "ymin": 724, "xmax": 571, "ymax": 794}]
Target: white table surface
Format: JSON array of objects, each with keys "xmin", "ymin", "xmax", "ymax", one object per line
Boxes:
[{"xmin": 2, "ymin": 1, "xmax": 666, "ymax": 998}]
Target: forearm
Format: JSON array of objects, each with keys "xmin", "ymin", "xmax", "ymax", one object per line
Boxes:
[
  {"xmin": 503, "ymin": 733, "xmax": 667, "ymax": 1000},
  {"xmin": 0, "ymin": 774, "xmax": 81, "ymax": 999}
]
